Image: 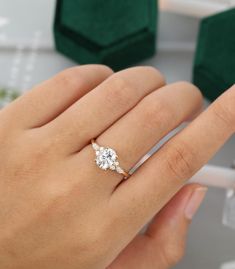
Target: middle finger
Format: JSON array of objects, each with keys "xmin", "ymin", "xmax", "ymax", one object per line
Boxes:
[{"xmin": 40, "ymin": 66, "xmax": 165, "ymax": 155}]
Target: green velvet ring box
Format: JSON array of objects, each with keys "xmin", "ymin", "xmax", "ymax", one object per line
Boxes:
[
  {"xmin": 53, "ymin": 0, "xmax": 157, "ymax": 71},
  {"xmin": 193, "ymin": 8, "xmax": 235, "ymax": 101}
]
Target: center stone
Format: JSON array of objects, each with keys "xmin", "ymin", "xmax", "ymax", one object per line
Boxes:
[{"xmin": 95, "ymin": 147, "xmax": 119, "ymax": 171}]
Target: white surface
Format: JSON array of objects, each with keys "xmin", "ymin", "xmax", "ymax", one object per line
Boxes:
[
  {"xmin": 221, "ymin": 261, "xmax": 235, "ymax": 269},
  {"xmin": 190, "ymin": 165, "xmax": 235, "ymax": 190},
  {"xmin": 0, "ymin": 1, "xmax": 235, "ymax": 268},
  {"xmin": 160, "ymin": 0, "xmax": 235, "ymax": 18}
]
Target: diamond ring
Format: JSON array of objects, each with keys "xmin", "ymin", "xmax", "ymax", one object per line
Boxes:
[{"xmin": 91, "ymin": 139, "xmax": 130, "ymax": 179}]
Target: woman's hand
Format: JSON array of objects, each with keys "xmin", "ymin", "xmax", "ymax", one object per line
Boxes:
[{"xmin": 0, "ymin": 65, "xmax": 234, "ymax": 269}]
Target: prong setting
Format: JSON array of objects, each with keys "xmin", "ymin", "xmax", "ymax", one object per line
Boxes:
[{"xmin": 91, "ymin": 139, "xmax": 129, "ymax": 178}]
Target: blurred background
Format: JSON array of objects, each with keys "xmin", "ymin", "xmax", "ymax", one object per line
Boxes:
[{"xmin": 0, "ymin": 1, "xmax": 234, "ymax": 268}]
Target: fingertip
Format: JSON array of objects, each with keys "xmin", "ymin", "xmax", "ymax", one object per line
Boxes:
[
  {"xmin": 184, "ymin": 185, "xmax": 207, "ymax": 220},
  {"xmin": 166, "ymin": 183, "xmax": 207, "ymax": 222},
  {"xmin": 93, "ymin": 64, "xmax": 114, "ymax": 75},
  {"xmin": 115, "ymin": 65, "xmax": 166, "ymax": 89},
  {"xmin": 146, "ymin": 184, "xmax": 206, "ymax": 237}
]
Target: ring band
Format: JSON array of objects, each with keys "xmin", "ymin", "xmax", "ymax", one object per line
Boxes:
[{"xmin": 91, "ymin": 139, "xmax": 130, "ymax": 179}]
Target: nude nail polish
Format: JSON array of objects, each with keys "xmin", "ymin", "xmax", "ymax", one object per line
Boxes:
[{"xmin": 185, "ymin": 187, "xmax": 208, "ymax": 220}]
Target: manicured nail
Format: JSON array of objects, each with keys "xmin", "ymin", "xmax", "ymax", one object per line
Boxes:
[{"xmin": 185, "ymin": 187, "xmax": 208, "ymax": 220}]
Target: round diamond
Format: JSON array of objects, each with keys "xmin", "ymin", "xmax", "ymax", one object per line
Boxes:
[{"xmin": 95, "ymin": 147, "xmax": 118, "ymax": 170}]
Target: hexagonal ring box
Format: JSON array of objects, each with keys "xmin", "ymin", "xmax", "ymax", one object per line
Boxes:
[
  {"xmin": 193, "ymin": 8, "xmax": 235, "ymax": 101},
  {"xmin": 53, "ymin": 0, "xmax": 157, "ymax": 71}
]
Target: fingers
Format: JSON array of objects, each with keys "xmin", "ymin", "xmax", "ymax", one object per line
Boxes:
[
  {"xmin": 108, "ymin": 184, "xmax": 207, "ymax": 269},
  {"xmin": 1, "ymin": 65, "xmax": 113, "ymax": 129},
  {"xmin": 67, "ymin": 81, "xmax": 201, "ymax": 194},
  {"xmin": 112, "ymin": 84, "xmax": 235, "ymax": 233},
  {"xmin": 43, "ymin": 66, "xmax": 165, "ymax": 155},
  {"xmin": 95, "ymin": 81, "xmax": 202, "ymax": 187}
]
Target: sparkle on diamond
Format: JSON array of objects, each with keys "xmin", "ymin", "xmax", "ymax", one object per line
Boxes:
[{"xmin": 95, "ymin": 147, "xmax": 119, "ymax": 170}]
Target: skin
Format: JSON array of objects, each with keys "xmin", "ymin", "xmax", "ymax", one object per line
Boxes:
[{"xmin": 0, "ymin": 64, "xmax": 234, "ymax": 269}]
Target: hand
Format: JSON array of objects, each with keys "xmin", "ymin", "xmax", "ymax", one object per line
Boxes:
[{"xmin": 0, "ymin": 65, "xmax": 234, "ymax": 269}]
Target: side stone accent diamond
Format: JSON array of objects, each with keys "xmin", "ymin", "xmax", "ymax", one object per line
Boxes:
[
  {"xmin": 116, "ymin": 166, "xmax": 124, "ymax": 174},
  {"xmin": 92, "ymin": 142, "xmax": 100, "ymax": 151}
]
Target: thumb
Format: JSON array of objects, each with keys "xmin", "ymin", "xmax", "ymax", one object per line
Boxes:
[
  {"xmin": 108, "ymin": 184, "xmax": 207, "ymax": 269},
  {"xmin": 146, "ymin": 183, "xmax": 207, "ymax": 268}
]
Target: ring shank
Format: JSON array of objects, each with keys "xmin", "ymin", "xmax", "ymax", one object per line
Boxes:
[{"xmin": 122, "ymin": 170, "xmax": 130, "ymax": 179}]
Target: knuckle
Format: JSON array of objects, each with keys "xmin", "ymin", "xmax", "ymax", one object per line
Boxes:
[
  {"xmin": 104, "ymin": 77, "xmax": 134, "ymax": 108},
  {"xmin": 165, "ymin": 142, "xmax": 195, "ymax": 180},
  {"xmin": 98, "ymin": 64, "xmax": 114, "ymax": 75},
  {"xmin": 174, "ymin": 80, "xmax": 203, "ymax": 93},
  {"xmin": 141, "ymin": 97, "xmax": 172, "ymax": 129},
  {"xmin": 174, "ymin": 80, "xmax": 196, "ymax": 89},
  {"xmin": 174, "ymin": 81, "xmax": 203, "ymax": 99},
  {"xmin": 137, "ymin": 66, "xmax": 166, "ymax": 84},
  {"xmin": 123, "ymin": 65, "xmax": 165, "ymax": 85},
  {"xmin": 56, "ymin": 68, "xmax": 86, "ymax": 89}
]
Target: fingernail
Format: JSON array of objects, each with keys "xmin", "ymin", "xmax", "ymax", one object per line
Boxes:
[{"xmin": 185, "ymin": 187, "xmax": 208, "ymax": 220}]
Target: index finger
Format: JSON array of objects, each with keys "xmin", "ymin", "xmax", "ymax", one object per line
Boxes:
[{"xmin": 111, "ymin": 84, "xmax": 235, "ymax": 235}]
